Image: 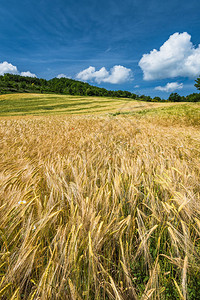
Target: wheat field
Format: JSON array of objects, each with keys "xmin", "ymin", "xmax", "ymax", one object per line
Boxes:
[{"xmin": 0, "ymin": 110, "xmax": 200, "ymax": 299}]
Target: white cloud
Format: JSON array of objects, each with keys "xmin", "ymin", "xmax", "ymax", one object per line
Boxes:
[
  {"xmin": 155, "ymin": 82, "xmax": 183, "ymax": 92},
  {"xmin": 139, "ymin": 32, "xmax": 200, "ymax": 80},
  {"xmin": 57, "ymin": 74, "xmax": 67, "ymax": 79},
  {"xmin": 76, "ymin": 65, "xmax": 132, "ymax": 84},
  {"xmin": 0, "ymin": 61, "xmax": 18, "ymax": 75},
  {"xmin": 0, "ymin": 61, "xmax": 37, "ymax": 78},
  {"xmin": 134, "ymin": 85, "xmax": 140, "ymax": 88},
  {"xmin": 76, "ymin": 66, "xmax": 109, "ymax": 83},
  {"xmin": 104, "ymin": 65, "xmax": 132, "ymax": 84},
  {"xmin": 21, "ymin": 71, "xmax": 37, "ymax": 78}
]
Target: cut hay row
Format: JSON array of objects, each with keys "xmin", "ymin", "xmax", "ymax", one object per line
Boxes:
[{"xmin": 0, "ymin": 93, "xmax": 188, "ymax": 116}]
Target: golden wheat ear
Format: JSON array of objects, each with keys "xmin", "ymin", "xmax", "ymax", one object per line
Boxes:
[{"xmin": 0, "ymin": 112, "xmax": 199, "ymax": 299}]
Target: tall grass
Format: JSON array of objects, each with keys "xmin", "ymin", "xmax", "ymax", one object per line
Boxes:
[
  {"xmin": 0, "ymin": 115, "xmax": 200, "ymax": 299},
  {"xmin": 112, "ymin": 103, "xmax": 200, "ymax": 127}
]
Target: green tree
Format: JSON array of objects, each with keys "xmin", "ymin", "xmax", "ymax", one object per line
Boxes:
[
  {"xmin": 153, "ymin": 96, "xmax": 161, "ymax": 102},
  {"xmin": 186, "ymin": 93, "xmax": 200, "ymax": 102},
  {"xmin": 86, "ymin": 88, "xmax": 94, "ymax": 96},
  {"xmin": 168, "ymin": 93, "xmax": 182, "ymax": 102},
  {"xmin": 194, "ymin": 76, "xmax": 200, "ymax": 90}
]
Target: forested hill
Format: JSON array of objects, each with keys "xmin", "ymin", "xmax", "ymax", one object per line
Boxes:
[
  {"xmin": 1, "ymin": 73, "xmax": 200, "ymax": 102},
  {"xmin": 0, "ymin": 73, "xmax": 135, "ymax": 98}
]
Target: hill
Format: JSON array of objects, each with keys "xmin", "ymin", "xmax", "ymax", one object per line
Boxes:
[
  {"xmin": 0, "ymin": 93, "xmax": 199, "ymax": 120},
  {"xmin": 0, "ymin": 94, "xmax": 199, "ymax": 128},
  {"xmin": 0, "ymin": 73, "xmax": 134, "ymax": 98},
  {"xmin": 1, "ymin": 73, "xmax": 200, "ymax": 102},
  {"xmin": 0, "ymin": 80, "xmax": 200, "ymax": 299}
]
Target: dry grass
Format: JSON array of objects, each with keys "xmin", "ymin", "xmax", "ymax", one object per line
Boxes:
[
  {"xmin": 0, "ymin": 114, "xmax": 200, "ymax": 299},
  {"xmin": 0, "ymin": 93, "xmax": 186, "ymax": 116}
]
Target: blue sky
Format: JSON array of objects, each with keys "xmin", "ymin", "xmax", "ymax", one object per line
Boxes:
[{"xmin": 0, "ymin": 0, "xmax": 200, "ymax": 98}]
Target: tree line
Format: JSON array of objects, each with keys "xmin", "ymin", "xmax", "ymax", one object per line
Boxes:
[
  {"xmin": 0, "ymin": 73, "xmax": 200, "ymax": 102},
  {"xmin": 0, "ymin": 74, "xmax": 134, "ymax": 98}
]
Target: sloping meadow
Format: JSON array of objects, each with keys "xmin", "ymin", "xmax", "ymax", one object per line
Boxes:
[{"xmin": 0, "ymin": 115, "xmax": 200, "ymax": 299}]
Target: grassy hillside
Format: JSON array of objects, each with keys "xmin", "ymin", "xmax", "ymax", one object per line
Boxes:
[
  {"xmin": 112, "ymin": 102, "xmax": 200, "ymax": 127},
  {"xmin": 0, "ymin": 97, "xmax": 200, "ymax": 299},
  {"xmin": 0, "ymin": 93, "xmax": 166, "ymax": 116},
  {"xmin": 0, "ymin": 93, "xmax": 198, "ymax": 118}
]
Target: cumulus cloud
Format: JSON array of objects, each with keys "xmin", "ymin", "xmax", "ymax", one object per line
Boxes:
[
  {"xmin": 139, "ymin": 32, "xmax": 200, "ymax": 80},
  {"xmin": 155, "ymin": 82, "xmax": 183, "ymax": 92},
  {"xmin": 57, "ymin": 74, "xmax": 71, "ymax": 79},
  {"xmin": 57, "ymin": 74, "xmax": 67, "ymax": 78},
  {"xmin": 0, "ymin": 61, "xmax": 37, "ymax": 78},
  {"xmin": 76, "ymin": 66, "xmax": 109, "ymax": 83},
  {"xmin": 103, "ymin": 66, "xmax": 133, "ymax": 84},
  {"xmin": 0, "ymin": 61, "xmax": 18, "ymax": 75},
  {"xmin": 76, "ymin": 65, "xmax": 132, "ymax": 84},
  {"xmin": 21, "ymin": 71, "xmax": 37, "ymax": 78}
]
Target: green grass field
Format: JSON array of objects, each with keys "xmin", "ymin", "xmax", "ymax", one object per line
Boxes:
[
  {"xmin": 1, "ymin": 93, "xmax": 196, "ymax": 117},
  {"xmin": 0, "ymin": 93, "xmax": 141, "ymax": 116},
  {"xmin": 112, "ymin": 102, "xmax": 200, "ymax": 127}
]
